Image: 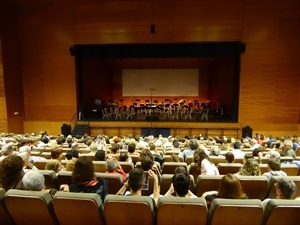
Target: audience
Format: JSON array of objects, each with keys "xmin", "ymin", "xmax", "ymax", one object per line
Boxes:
[
  {"xmin": 237, "ymin": 158, "xmax": 261, "ymax": 176},
  {"xmin": 105, "ymin": 157, "xmax": 127, "ymax": 182},
  {"xmin": 262, "ymin": 158, "xmax": 287, "ymax": 180}
]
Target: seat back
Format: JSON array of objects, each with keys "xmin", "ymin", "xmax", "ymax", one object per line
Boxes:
[
  {"xmin": 0, "ymin": 188, "xmax": 14, "ymax": 225},
  {"xmin": 33, "ymin": 159, "xmax": 48, "ymax": 170},
  {"xmin": 5, "ymin": 189, "xmax": 58, "ymax": 225},
  {"xmin": 209, "ymin": 156, "xmax": 227, "ymax": 165},
  {"xmin": 119, "ymin": 161, "xmax": 134, "ymax": 173},
  {"xmin": 237, "ymin": 176, "xmax": 269, "ymax": 200},
  {"xmin": 53, "ymin": 192, "xmax": 104, "ymax": 225},
  {"xmin": 97, "ymin": 173, "xmax": 123, "ymax": 194},
  {"xmin": 281, "ymin": 164, "xmax": 299, "ymax": 176},
  {"xmin": 185, "ymin": 156, "xmax": 194, "ymax": 165},
  {"xmin": 189, "ymin": 163, "xmax": 201, "ymax": 181},
  {"xmin": 207, "ymin": 198, "xmax": 264, "ymax": 225},
  {"xmin": 57, "ymin": 170, "xmax": 73, "ymax": 187},
  {"xmin": 160, "ymin": 174, "xmax": 195, "ymax": 195},
  {"xmin": 157, "ymin": 196, "xmax": 207, "ymax": 225},
  {"xmin": 262, "ymin": 199, "xmax": 300, "ymax": 225},
  {"xmin": 93, "ymin": 161, "xmax": 107, "ymax": 173},
  {"xmin": 40, "ymin": 170, "xmax": 58, "ymax": 189},
  {"xmin": 104, "ymin": 194, "xmax": 154, "ymax": 225},
  {"xmin": 265, "ymin": 176, "xmax": 300, "ymax": 199},
  {"xmin": 195, "ymin": 175, "xmax": 223, "ymax": 197},
  {"xmin": 161, "ymin": 162, "xmax": 187, "ymax": 174},
  {"xmin": 217, "ymin": 163, "xmax": 242, "ymax": 175}
]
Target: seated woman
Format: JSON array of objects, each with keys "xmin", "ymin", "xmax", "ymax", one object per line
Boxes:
[
  {"xmin": 60, "ymin": 156, "xmax": 108, "ymax": 202},
  {"xmin": 236, "ymin": 158, "xmax": 261, "ymax": 176},
  {"xmin": 202, "ymin": 173, "xmax": 248, "ymax": 209},
  {"xmin": 195, "ymin": 149, "xmax": 219, "ymax": 175},
  {"xmin": 45, "ymin": 159, "xmax": 65, "ymax": 173}
]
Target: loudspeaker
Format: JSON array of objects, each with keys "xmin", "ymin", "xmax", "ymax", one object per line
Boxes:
[
  {"xmin": 150, "ymin": 24, "xmax": 156, "ymax": 34},
  {"xmin": 61, "ymin": 124, "xmax": 71, "ymax": 137},
  {"xmin": 242, "ymin": 126, "xmax": 252, "ymax": 138}
]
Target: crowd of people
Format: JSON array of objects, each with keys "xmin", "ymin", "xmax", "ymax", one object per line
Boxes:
[{"xmin": 0, "ymin": 131, "xmax": 299, "ymax": 210}]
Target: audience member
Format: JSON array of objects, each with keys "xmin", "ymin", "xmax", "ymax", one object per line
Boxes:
[
  {"xmin": 179, "ymin": 139, "xmax": 198, "ymax": 161},
  {"xmin": 0, "ymin": 155, "xmax": 24, "ymax": 191},
  {"xmin": 22, "ymin": 170, "xmax": 45, "ymax": 191},
  {"xmin": 237, "ymin": 158, "xmax": 261, "ymax": 176},
  {"xmin": 105, "ymin": 157, "xmax": 127, "ymax": 182},
  {"xmin": 225, "ymin": 152, "xmax": 235, "ymax": 163},
  {"xmin": 116, "ymin": 168, "xmax": 159, "ymax": 205},
  {"xmin": 94, "ymin": 150, "xmax": 106, "ymax": 161},
  {"xmin": 262, "ymin": 158, "xmax": 287, "ymax": 180},
  {"xmin": 202, "ymin": 173, "xmax": 247, "ymax": 209},
  {"xmin": 194, "ymin": 149, "xmax": 219, "ymax": 175},
  {"xmin": 60, "ymin": 156, "xmax": 108, "ymax": 202}
]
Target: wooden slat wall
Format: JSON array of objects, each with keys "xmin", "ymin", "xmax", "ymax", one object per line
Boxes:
[{"xmin": 0, "ymin": 0, "xmax": 299, "ymax": 136}]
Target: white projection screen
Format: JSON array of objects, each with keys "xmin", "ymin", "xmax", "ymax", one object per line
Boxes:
[{"xmin": 122, "ymin": 69, "xmax": 199, "ymax": 96}]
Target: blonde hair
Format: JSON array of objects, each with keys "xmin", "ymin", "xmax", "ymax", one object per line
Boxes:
[{"xmin": 238, "ymin": 158, "xmax": 261, "ymax": 176}]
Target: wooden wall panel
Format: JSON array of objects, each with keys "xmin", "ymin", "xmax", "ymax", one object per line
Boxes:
[{"xmin": 0, "ymin": 0, "xmax": 299, "ymax": 136}]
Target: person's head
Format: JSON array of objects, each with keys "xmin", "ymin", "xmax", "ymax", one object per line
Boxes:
[
  {"xmin": 283, "ymin": 139, "xmax": 293, "ymax": 151},
  {"xmin": 110, "ymin": 143, "xmax": 120, "ymax": 154},
  {"xmin": 128, "ymin": 168, "xmax": 144, "ymax": 192},
  {"xmin": 94, "ymin": 150, "xmax": 106, "ymax": 161},
  {"xmin": 268, "ymin": 158, "xmax": 281, "ymax": 171},
  {"xmin": 140, "ymin": 149, "xmax": 154, "ymax": 161},
  {"xmin": 148, "ymin": 142, "xmax": 156, "ymax": 151},
  {"xmin": 225, "ymin": 152, "xmax": 235, "ymax": 163},
  {"xmin": 172, "ymin": 172, "xmax": 190, "ymax": 197},
  {"xmin": 45, "ymin": 159, "xmax": 63, "ymax": 173},
  {"xmin": 0, "ymin": 155, "xmax": 24, "ymax": 191},
  {"xmin": 210, "ymin": 146, "xmax": 220, "ymax": 156},
  {"xmin": 71, "ymin": 143, "xmax": 79, "ymax": 151},
  {"xmin": 233, "ymin": 142, "xmax": 242, "ymax": 150},
  {"xmin": 22, "ymin": 170, "xmax": 45, "ymax": 191},
  {"xmin": 173, "ymin": 140, "xmax": 180, "ymax": 148},
  {"xmin": 217, "ymin": 173, "xmax": 246, "ymax": 199},
  {"xmin": 252, "ymin": 148, "xmax": 262, "ymax": 157},
  {"xmin": 1, "ymin": 143, "xmax": 14, "ymax": 156},
  {"xmin": 106, "ymin": 157, "xmax": 119, "ymax": 172},
  {"xmin": 239, "ymin": 158, "xmax": 261, "ymax": 176},
  {"xmin": 119, "ymin": 152, "xmax": 129, "ymax": 162},
  {"xmin": 243, "ymin": 153, "xmax": 254, "ymax": 163},
  {"xmin": 128, "ymin": 143, "xmax": 136, "ymax": 153},
  {"xmin": 195, "ymin": 149, "xmax": 209, "ymax": 165},
  {"xmin": 66, "ymin": 149, "xmax": 79, "ymax": 160},
  {"xmin": 51, "ymin": 148, "xmax": 63, "ymax": 160},
  {"xmin": 89, "ymin": 143, "xmax": 98, "ymax": 152},
  {"xmin": 276, "ymin": 178, "xmax": 297, "ymax": 199},
  {"xmin": 141, "ymin": 156, "xmax": 154, "ymax": 171},
  {"xmin": 72, "ymin": 156, "xmax": 95, "ymax": 182},
  {"xmin": 170, "ymin": 153, "xmax": 179, "ymax": 162},
  {"xmin": 189, "ymin": 139, "xmax": 199, "ymax": 150}
]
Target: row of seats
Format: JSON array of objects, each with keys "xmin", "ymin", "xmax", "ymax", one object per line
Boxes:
[
  {"xmin": 1, "ymin": 188, "xmax": 299, "ymax": 225},
  {"xmin": 33, "ymin": 158, "xmax": 299, "ymax": 178},
  {"xmin": 38, "ymin": 170, "xmax": 300, "ymax": 200}
]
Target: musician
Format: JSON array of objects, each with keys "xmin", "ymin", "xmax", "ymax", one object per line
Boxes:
[{"xmin": 178, "ymin": 98, "xmax": 186, "ymax": 106}]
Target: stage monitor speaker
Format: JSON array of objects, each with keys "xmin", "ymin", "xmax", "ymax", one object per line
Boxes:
[{"xmin": 242, "ymin": 126, "xmax": 252, "ymax": 138}]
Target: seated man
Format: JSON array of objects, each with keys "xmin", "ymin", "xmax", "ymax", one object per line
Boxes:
[
  {"xmin": 263, "ymin": 177, "xmax": 297, "ymax": 207},
  {"xmin": 116, "ymin": 168, "xmax": 159, "ymax": 205},
  {"xmin": 164, "ymin": 166, "xmax": 197, "ymax": 198},
  {"xmin": 105, "ymin": 157, "xmax": 127, "ymax": 182}
]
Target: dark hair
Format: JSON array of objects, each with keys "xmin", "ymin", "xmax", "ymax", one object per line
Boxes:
[
  {"xmin": 66, "ymin": 150, "xmax": 79, "ymax": 160},
  {"xmin": 128, "ymin": 143, "xmax": 136, "ymax": 153},
  {"xmin": 233, "ymin": 142, "xmax": 242, "ymax": 149},
  {"xmin": 119, "ymin": 152, "xmax": 129, "ymax": 162},
  {"xmin": 111, "ymin": 144, "xmax": 120, "ymax": 154},
  {"xmin": 277, "ymin": 178, "xmax": 297, "ymax": 199},
  {"xmin": 252, "ymin": 148, "xmax": 261, "ymax": 157},
  {"xmin": 225, "ymin": 152, "xmax": 235, "ymax": 163},
  {"xmin": 172, "ymin": 172, "xmax": 190, "ymax": 197},
  {"xmin": 128, "ymin": 168, "xmax": 144, "ymax": 192},
  {"xmin": 94, "ymin": 150, "xmax": 106, "ymax": 161},
  {"xmin": 0, "ymin": 155, "xmax": 24, "ymax": 191},
  {"xmin": 141, "ymin": 156, "xmax": 154, "ymax": 171},
  {"xmin": 72, "ymin": 156, "xmax": 95, "ymax": 182},
  {"xmin": 189, "ymin": 139, "xmax": 199, "ymax": 150}
]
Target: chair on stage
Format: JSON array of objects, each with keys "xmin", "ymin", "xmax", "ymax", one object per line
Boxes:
[{"xmin": 201, "ymin": 109, "xmax": 209, "ymax": 121}]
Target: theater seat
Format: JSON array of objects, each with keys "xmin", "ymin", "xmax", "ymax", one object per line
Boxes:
[
  {"xmin": 207, "ymin": 198, "xmax": 264, "ymax": 225},
  {"xmin": 5, "ymin": 189, "xmax": 59, "ymax": 225},
  {"xmin": 195, "ymin": 175, "xmax": 223, "ymax": 197},
  {"xmin": 0, "ymin": 188, "xmax": 14, "ymax": 225},
  {"xmin": 160, "ymin": 174, "xmax": 195, "ymax": 195},
  {"xmin": 156, "ymin": 196, "xmax": 207, "ymax": 225},
  {"xmin": 161, "ymin": 162, "xmax": 187, "ymax": 174},
  {"xmin": 265, "ymin": 176, "xmax": 300, "ymax": 199},
  {"xmin": 237, "ymin": 175, "xmax": 269, "ymax": 200},
  {"xmin": 53, "ymin": 192, "xmax": 105, "ymax": 225},
  {"xmin": 104, "ymin": 194, "xmax": 155, "ymax": 225},
  {"xmin": 262, "ymin": 199, "xmax": 300, "ymax": 225}
]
